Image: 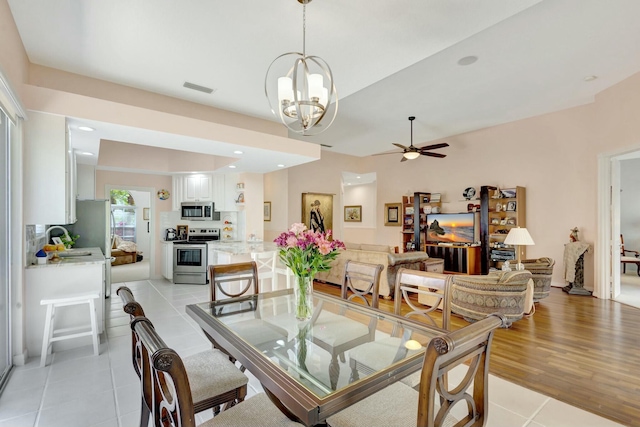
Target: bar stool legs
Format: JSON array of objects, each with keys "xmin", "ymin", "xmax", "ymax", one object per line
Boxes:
[{"xmin": 40, "ymin": 293, "xmax": 101, "ymax": 367}]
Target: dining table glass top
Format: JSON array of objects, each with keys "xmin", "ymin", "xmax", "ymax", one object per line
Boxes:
[{"xmin": 191, "ymin": 289, "xmax": 444, "ymax": 399}]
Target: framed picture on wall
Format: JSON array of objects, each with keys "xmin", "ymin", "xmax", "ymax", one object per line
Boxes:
[
  {"xmin": 264, "ymin": 202, "xmax": 271, "ymax": 221},
  {"xmin": 301, "ymin": 193, "xmax": 334, "ymax": 233},
  {"xmin": 385, "ymin": 203, "xmax": 402, "ymax": 226},
  {"xmin": 344, "ymin": 205, "xmax": 362, "ymax": 222}
]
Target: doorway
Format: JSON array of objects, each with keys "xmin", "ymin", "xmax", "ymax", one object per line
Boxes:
[
  {"xmin": 107, "ymin": 185, "xmax": 154, "ymax": 282},
  {"xmin": 597, "ymin": 148, "xmax": 640, "ymax": 305}
]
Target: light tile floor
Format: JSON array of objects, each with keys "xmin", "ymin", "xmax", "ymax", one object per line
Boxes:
[{"xmin": 0, "ymin": 278, "xmax": 625, "ymax": 427}]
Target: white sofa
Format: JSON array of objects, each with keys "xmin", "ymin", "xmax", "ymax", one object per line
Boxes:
[{"xmin": 315, "ymin": 242, "xmax": 438, "ymax": 298}]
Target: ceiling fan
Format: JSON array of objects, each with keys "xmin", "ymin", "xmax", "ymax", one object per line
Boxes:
[{"xmin": 375, "ymin": 116, "xmax": 449, "ymax": 162}]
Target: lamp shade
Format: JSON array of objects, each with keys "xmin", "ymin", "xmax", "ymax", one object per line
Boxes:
[{"xmin": 504, "ymin": 227, "xmax": 535, "ymax": 246}]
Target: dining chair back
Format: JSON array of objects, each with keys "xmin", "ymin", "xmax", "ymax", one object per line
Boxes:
[
  {"xmin": 208, "ymin": 261, "xmax": 259, "ymax": 301},
  {"xmin": 117, "ymin": 286, "xmax": 248, "ymax": 424},
  {"xmin": 340, "ymin": 260, "xmax": 384, "ymax": 308},
  {"xmin": 326, "ymin": 313, "xmax": 508, "ymax": 427},
  {"xmin": 251, "ymin": 251, "xmax": 278, "ymax": 292},
  {"xmin": 132, "ymin": 315, "xmax": 303, "ymax": 427},
  {"xmin": 393, "ymin": 268, "xmax": 453, "ymax": 330},
  {"xmin": 347, "ymin": 269, "xmax": 452, "ymax": 385}
]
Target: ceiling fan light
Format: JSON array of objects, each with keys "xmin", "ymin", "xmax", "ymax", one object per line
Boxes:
[{"xmin": 403, "ymin": 151, "xmax": 420, "ymax": 160}]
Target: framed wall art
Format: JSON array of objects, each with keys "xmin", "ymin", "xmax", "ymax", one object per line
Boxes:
[
  {"xmin": 344, "ymin": 205, "xmax": 362, "ymax": 222},
  {"xmin": 301, "ymin": 193, "xmax": 333, "ymax": 233},
  {"xmin": 385, "ymin": 203, "xmax": 402, "ymax": 226},
  {"xmin": 264, "ymin": 201, "xmax": 271, "ymax": 221}
]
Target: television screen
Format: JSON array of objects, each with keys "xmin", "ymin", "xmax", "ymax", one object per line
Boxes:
[{"xmin": 426, "ymin": 213, "xmax": 475, "ymax": 244}]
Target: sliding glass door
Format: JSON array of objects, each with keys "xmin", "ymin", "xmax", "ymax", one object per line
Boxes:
[{"xmin": 0, "ymin": 109, "xmax": 10, "ymax": 389}]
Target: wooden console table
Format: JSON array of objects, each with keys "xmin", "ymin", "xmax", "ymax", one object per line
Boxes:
[{"xmin": 423, "ymin": 244, "xmax": 480, "ymax": 274}]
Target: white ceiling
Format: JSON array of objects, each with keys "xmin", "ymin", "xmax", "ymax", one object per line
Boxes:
[{"xmin": 8, "ymin": 0, "xmax": 640, "ymax": 169}]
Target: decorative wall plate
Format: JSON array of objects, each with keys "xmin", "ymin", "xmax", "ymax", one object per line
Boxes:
[{"xmin": 157, "ymin": 189, "xmax": 170, "ymax": 200}]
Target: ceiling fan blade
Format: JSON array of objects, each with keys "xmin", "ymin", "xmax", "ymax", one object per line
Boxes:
[
  {"xmin": 419, "ymin": 142, "xmax": 449, "ymax": 151},
  {"xmin": 400, "ymin": 156, "xmax": 408, "ymax": 162},
  {"xmin": 372, "ymin": 151, "xmax": 402, "ymax": 156},
  {"xmin": 421, "ymin": 152, "xmax": 447, "ymax": 158},
  {"xmin": 392, "ymin": 143, "xmax": 408, "ymax": 150}
]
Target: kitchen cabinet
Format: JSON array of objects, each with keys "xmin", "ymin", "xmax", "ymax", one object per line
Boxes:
[
  {"xmin": 24, "ymin": 111, "xmax": 77, "ymax": 224},
  {"xmin": 184, "ymin": 174, "xmax": 212, "ymax": 202},
  {"xmin": 161, "ymin": 241, "xmax": 173, "ymax": 281}
]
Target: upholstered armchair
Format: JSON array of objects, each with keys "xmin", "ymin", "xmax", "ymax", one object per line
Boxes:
[
  {"xmin": 520, "ymin": 257, "xmax": 555, "ymax": 302},
  {"xmin": 449, "ymin": 270, "xmax": 533, "ymax": 327}
]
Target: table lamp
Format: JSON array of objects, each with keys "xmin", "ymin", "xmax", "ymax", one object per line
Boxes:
[{"xmin": 504, "ymin": 227, "xmax": 535, "ymax": 270}]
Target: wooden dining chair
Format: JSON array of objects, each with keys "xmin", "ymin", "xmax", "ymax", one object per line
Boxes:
[
  {"xmin": 326, "ymin": 313, "xmax": 508, "ymax": 427},
  {"xmin": 132, "ymin": 315, "xmax": 304, "ymax": 427},
  {"xmin": 206, "ymin": 262, "xmax": 291, "ymax": 369},
  {"xmin": 310, "ymin": 260, "xmax": 383, "ymax": 390},
  {"xmin": 620, "ymin": 234, "xmax": 640, "ymax": 276},
  {"xmin": 208, "ymin": 261, "xmax": 259, "ymax": 301},
  {"xmin": 348, "ymin": 268, "xmax": 453, "ymax": 383},
  {"xmin": 116, "ymin": 286, "xmax": 248, "ymax": 425}
]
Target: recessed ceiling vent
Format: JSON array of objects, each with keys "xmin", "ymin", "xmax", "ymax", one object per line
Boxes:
[
  {"xmin": 320, "ymin": 143, "xmax": 333, "ymax": 148},
  {"xmin": 183, "ymin": 82, "xmax": 214, "ymax": 94}
]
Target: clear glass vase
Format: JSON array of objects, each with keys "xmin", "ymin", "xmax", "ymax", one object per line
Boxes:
[{"xmin": 294, "ymin": 275, "xmax": 314, "ymax": 321}]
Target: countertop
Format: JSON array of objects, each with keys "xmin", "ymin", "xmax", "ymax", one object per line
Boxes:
[
  {"xmin": 206, "ymin": 241, "xmax": 277, "ymax": 255},
  {"xmin": 27, "ymin": 247, "xmax": 106, "ymax": 269}
]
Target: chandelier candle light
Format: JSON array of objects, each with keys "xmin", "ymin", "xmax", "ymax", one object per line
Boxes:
[
  {"xmin": 274, "ymin": 223, "xmax": 345, "ymax": 321},
  {"xmin": 265, "ymin": 0, "xmax": 338, "ymax": 136}
]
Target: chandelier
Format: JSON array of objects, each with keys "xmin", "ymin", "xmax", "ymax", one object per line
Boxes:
[{"xmin": 265, "ymin": 0, "xmax": 338, "ymax": 136}]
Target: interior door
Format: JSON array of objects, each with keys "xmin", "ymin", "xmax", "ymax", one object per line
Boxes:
[{"xmin": 611, "ymin": 158, "xmax": 621, "ymax": 299}]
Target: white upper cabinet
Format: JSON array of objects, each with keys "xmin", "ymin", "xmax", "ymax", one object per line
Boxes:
[
  {"xmin": 24, "ymin": 111, "xmax": 77, "ymax": 225},
  {"xmin": 184, "ymin": 174, "xmax": 213, "ymax": 202}
]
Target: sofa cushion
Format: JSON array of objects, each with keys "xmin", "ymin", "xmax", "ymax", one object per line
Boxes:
[
  {"xmin": 344, "ymin": 242, "xmax": 361, "ymax": 250},
  {"xmin": 359, "ymin": 244, "xmax": 393, "ymax": 253}
]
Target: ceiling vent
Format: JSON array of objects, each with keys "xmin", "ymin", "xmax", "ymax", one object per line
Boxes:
[
  {"xmin": 320, "ymin": 143, "xmax": 333, "ymax": 148},
  {"xmin": 183, "ymin": 82, "xmax": 214, "ymax": 94}
]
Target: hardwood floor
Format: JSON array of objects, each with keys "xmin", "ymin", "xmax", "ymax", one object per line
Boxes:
[{"xmin": 314, "ymin": 282, "xmax": 640, "ymax": 427}]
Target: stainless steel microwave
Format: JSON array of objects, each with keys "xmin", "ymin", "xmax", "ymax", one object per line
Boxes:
[{"xmin": 180, "ymin": 202, "xmax": 218, "ymax": 221}]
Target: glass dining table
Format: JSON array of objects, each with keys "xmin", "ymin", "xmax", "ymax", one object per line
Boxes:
[{"xmin": 186, "ymin": 289, "xmax": 446, "ymax": 427}]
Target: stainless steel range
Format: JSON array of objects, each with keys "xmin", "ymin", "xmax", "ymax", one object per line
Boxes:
[{"xmin": 173, "ymin": 228, "xmax": 220, "ymax": 285}]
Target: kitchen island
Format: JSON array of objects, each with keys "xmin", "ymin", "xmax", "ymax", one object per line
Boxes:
[
  {"xmin": 207, "ymin": 240, "xmax": 278, "ymax": 265},
  {"xmin": 24, "ymin": 247, "xmax": 107, "ymax": 357}
]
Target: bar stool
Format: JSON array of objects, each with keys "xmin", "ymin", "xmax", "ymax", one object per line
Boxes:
[{"xmin": 40, "ymin": 293, "xmax": 100, "ymax": 367}]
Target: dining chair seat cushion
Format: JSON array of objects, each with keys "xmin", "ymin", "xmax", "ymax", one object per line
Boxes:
[
  {"xmin": 312, "ymin": 312, "xmax": 370, "ymax": 347},
  {"xmin": 200, "ymin": 393, "xmax": 303, "ymax": 427},
  {"xmin": 184, "ymin": 349, "xmax": 248, "ymax": 404},
  {"xmin": 228, "ymin": 319, "xmax": 289, "ymax": 347},
  {"xmin": 326, "ymin": 382, "xmax": 458, "ymax": 427},
  {"xmin": 348, "ymin": 337, "xmax": 422, "ymax": 387}
]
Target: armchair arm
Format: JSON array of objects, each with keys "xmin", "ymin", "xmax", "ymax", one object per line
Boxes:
[
  {"xmin": 387, "ymin": 251, "xmax": 429, "ymax": 266},
  {"xmin": 622, "ymin": 249, "xmax": 640, "ymax": 258}
]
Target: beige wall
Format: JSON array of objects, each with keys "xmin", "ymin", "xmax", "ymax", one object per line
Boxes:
[
  {"xmin": 281, "ymin": 74, "xmax": 640, "ymax": 290},
  {"xmin": 263, "ymin": 169, "xmax": 289, "ymax": 242},
  {"xmin": 0, "ymin": 0, "xmax": 28, "ymax": 100}
]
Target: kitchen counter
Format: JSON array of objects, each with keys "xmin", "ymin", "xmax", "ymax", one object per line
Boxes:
[
  {"xmin": 24, "ymin": 247, "xmax": 107, "ymax": 357},
  {"xmin": 26, "ymin": 247, "xmax": 106, "ymax": 268},
  {"xmin": 207, "ymin": 240, "xmax": 277, "ymax": 255}
]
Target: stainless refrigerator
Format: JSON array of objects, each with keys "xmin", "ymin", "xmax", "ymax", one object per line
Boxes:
[{"xmin": 68, "ymin": 199, "xmax": 115, "ymax": 297}]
